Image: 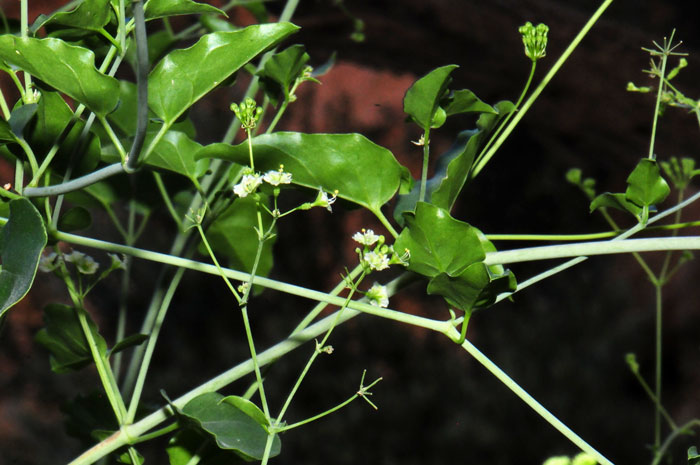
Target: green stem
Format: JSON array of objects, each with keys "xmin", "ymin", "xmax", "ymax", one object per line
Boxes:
[
  {"xmin": 418, "ymin": 128, "xmax": 430, "ymax": 203},
  {"xmin": 153, "ymin": 172, "xmax": 184, "ymax": 231},
  {"xmin": 648, "ymin": 33, "xmax": 672, "ymax": 160},
  {"xmin": 454, "ymin": 328, "xmax": 614, "ymax": 465},
  {"xmin": 651, "ymin": 419, "xmax": 700, "ymax": 465},
  {"xmin": 20, "ymin": 0, "xmax": 31, "ymax": 97},
  {"xmin": 484, "ymin": 236, "xmax": 700, "ymax": 266},
  {"xmin": 470, "ymin": 0, "xmax": 615, "ymax": 179},
  {"xmin": 99, "ymin": 116, "xmax": 128, "ymax": 162},
  {"xmin": 654, "ymin": 284, "xmax": 662, "ymax": 449},
  {"xmin": 125, "ymin": 267, "xmax": 187, "ymax": 423},
  {"xmin": 474, "ymin": 60, "xmax": 536, "ymax": 170},
  {"xmin": 373, "ymin": 209, "xmax": 399, "ymax": 238},
  {"xmin": 0, "ymin": 85, "xmax": 11, "ymax": 120}
]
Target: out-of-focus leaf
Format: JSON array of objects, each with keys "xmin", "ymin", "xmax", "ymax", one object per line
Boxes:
[
  {"xmin": 108, "ymin": 333, "xmax": 148, "ymax": 356},
  {"xmin": 35, "ymin": 303, "xmax": 107, "ymax": 372},
  {"xmin": 0, "ymin": 36, "xmax": 120, "ymax": 116},
  {"xmin": 257, "ymin": 44, "xmax": 311, "ymax": 105},
  {"xmin": 57, "ymin": 206, "xmax": 92, "ymax": 232},
  {"xmin": 0, "ymin": 198, "xmax": 47, "ymax": 317}
]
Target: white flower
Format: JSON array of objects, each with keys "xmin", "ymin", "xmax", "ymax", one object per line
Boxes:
[
  {"xmin": 366, "ymin": 283, "xmax": 389, "ymax": 308},
  {"xmin": 39, "ymin": 252, "xmax": 61, "ymax": 272},
  {"xmin": 263, "ymin": 166, "xmax": 292, "ymax": 186},
  {"xmin": 64, "ymin": 251, "xmax": 99, "ymax": 275},
  {"xmin": 352, "ymin": 229, "xmax": 380, "ymax": 246},
  {"xmin": 363, "ymin": 250, "xmax": 390, "ymax": 271},
  {"xmin": 316, "ymin": 189, "xmax": 337, "ymax": 212},
  {"xmin": 233, "ymin": 172, "xmax": 263, "ymax": 197}
]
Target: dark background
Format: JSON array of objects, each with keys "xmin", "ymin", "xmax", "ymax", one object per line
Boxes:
[{"xmin": 1, "ymin": 1, "xmax": 700, "ymax": 464}]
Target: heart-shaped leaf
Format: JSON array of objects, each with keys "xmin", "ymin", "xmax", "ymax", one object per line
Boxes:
[
  {"xmin": 34, "ymin": 303, "xmax": 107, "ymax": 373},
  {"xmin": 0, "ymin": 37, "xmax": 120, "ymax": 116},
  {"xmin": 181, "ymin": 392, "xmax": 281, "ymax": 460},
  {"xmin": 394, "ymin": 202, "xmax": 487, "ymax": 278},
  {"xmin": 148, "ymin": 23, "xmax": 299, "ymax": 125},
  {"xmin": 625, "ymin": 158, "xmax": 670, "ymax": 207},
  {"xmin": 0, "ymin": 198, "xmax": 47, "ymax": 317},
  {"xmin": 403, "ymin": 65, "xmax": 457, "ymax": 130},
  {"xmin": 197, "ymin": 132, "xmax": 410, "ymax": 215}
]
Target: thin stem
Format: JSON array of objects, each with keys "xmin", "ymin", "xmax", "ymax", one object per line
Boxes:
[
  {"xmin": 126, "ymin": 0, "xmax": 149, "ymax": 173},
  {"xmin": 470, "ymin": 0, "xmax": 615, "ymax": 179},
  {"xmin": 648, "ymin": 32, "xmax": 674, "ymax": 160},
  {"xmin": 153, "ymin": 172, "xmax": 184, "ymax": 231},
  {"xmin": 125, "ymin": 267, "xmax": 187, "ymax": 423},
  {"xmin": 455, "ymin": 329, "xmax": 614, "ymax": 465},
  {"xmin": 651, "ymin": 419, "xmax": 700, "ymax": 465},
  {"xmin": 373, "ymin": 209, "xmax": 399, "ymax": 239},
  {"xmin": 20, "ymin": 0, "xmax": 31, "ymax": 97},
  {"xmin": 654, "ymin": 284, "xmax": 662, "ymax": 449},
  {"xmin": 418, "ymin": 128, "xmax": 430, "ymax": 203},
  {"xmin": 474, "ymin": 60, "xmax": 536, "ymax": 170},
  {"xmin": 0, "ymin": 85, "xmax": 11, "ymax": 120}
]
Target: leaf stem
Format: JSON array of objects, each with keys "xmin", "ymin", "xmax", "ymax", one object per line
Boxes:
[{"xmin": 418, "ymin": 128, "xmax": 430, "ymax": 202}]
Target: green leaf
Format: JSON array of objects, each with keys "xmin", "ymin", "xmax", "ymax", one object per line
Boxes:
[
  {"xmin": 34, "ymin": 303, "xmax": 107, "ymax": 373},
  {"xmin": 427, "ymin": 264, "xmax": 515, "ymax": 311},
  {"xmin": 394, "ymin": 130, "xmax": 478, "ymax": 223},
  {"xmin": 32, "ymin": 0, "xmax": 112, "ymax": 34},
  {"xmin": 0, "ymin": 119, "xmax": 14, "ymax": 143},
  {"xmin": 30, "ymin": 91, "xmax": 101, "ymax": 176},
  {"xmin": 257, "ymin": 44, "xmax": 311, "ymax": 105},
  {"xmin": 202, "ymin": 196, "xmax": 275, "ymax": 277},
  {"xmin": 62, "ymin": 391, "xmax": 118, "ymax": 443},
  {"xmin": 0, "ymin": 36, "xmax": 120, "ymax": 116},
  {"xmin": 148, "ymin": 23, "xmax": 299, "ymax": 125},
  {"xmin": 57, "ymin": 206, "xmax": 92, "ymax": 232},
  {"xmin": 475, "ymin": 100, "xmax": 515, "ymax": 132},
  {"xmin": 625, "ymin": 158, "xmax": 670, "ymax": 207},
  {"xmin": 108, "ymin": 333, "xmax": 148, "ymax": 357},
  {"xmin": 9, "ymin": 103, "xmax": 37, "ymax": 138},
  {"xmin": 403, "ymin": 65, "xmax": 458, "ymax": 130},
  {"xmin": 181, "ymin": 392, "xmax": 281, "ymax": 460},
  {"xmin": 197, "ymin": 132, "xmax": 410, "ymax": 214},
  {"xmin": 167, "ymin": 429, "xmax": 245, "ymax": 465},
  {"xmin": 442, "ymin": 89, "xmax": 496, "ymax": 116},
  {"xmin": 143, "ymin": 130, "xmax": 204, "ymax": 184},
  {"xmin": 394, "ymin": 202, "xmax": 487, "ymax": 278},
  {"xmin": 144, "ymin": 0, "xmax": 226, "ymax": 20},
  {"xmin": 0, "ymin": 198, "xmax": 47, "ymax": 317},
  {"xmin": 590, "ymin": 192, "xmax": 642, "ymax": 217},
  {"xmin": 221, "ymin": 396, "xmax": 269, "ymax": 428}
]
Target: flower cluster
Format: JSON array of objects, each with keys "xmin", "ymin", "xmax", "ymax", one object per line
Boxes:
[
  {"xmin": 230, "ymin": 97, "xmax": 263, "ymax": 130},
  {"xmin": 352, "ymin": 228, "xmax": 410, "ymax": 273},
  {"xmin": 39, "ymin": 250, "xmax": 125, "ymax": 276},
  {"xmin": 232, "ymin": 165, "xmax": 292, "ymax": 198},
  {"xmin": 519, "ymin": 22, "xmax": 549, "ymax": 62},
  {"xmin": 366, "ymin": 282, "xmax": 389, "ymax": 308}
]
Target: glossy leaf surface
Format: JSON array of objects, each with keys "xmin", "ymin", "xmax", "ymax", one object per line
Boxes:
[
  {"xmin": 35, "ymin": 304, "xmax": 107, "ymax": 373},
  {"xmin": 0, "ymin": 198, "xmax": 47, "ymax": 317},
  {"xmin": 32, "ymin": 0, "xmax": 112, "ymax": 33},
  {"xmin": 148, "ymin": 23, "xmax": 298, "ymax": 125},
  {"xmin": 0, "ymin": 37, "xmax": 120, "ymax": 116},
  {"xmin": 403, "ymin": 65, "xmax": 457, "ymax": 130},
  {"xmin": 197, "ymin": 132, "xmax": 410, "ymax": 214},
  {"xmin": 181, "ymin": 392, "xmax": 280, "ymax": 460},
  {"xmin": 394, "ymin": 202, "xmax": 486, "ymax": 278},
  {"xmin": 144, "ymin": 0, "xmax": 226, "ymax": 20}
]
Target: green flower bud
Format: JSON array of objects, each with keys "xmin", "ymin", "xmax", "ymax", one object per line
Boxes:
[
  {"xmin": 519, "ymin": 21, "xmax": 549, "ymax": 62},
  {"xmin": 230, "ymin": 97, "xmax": 263, "ymax": 130}
]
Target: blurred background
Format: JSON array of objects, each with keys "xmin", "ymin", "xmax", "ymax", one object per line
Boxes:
[{"xmin": 1, "ymin": 0, "xmax": 700, "ymax": 464}]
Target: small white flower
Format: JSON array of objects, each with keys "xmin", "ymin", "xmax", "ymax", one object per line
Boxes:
[
  {"xmin": 352, "ymin": 229, "xmax": 380, "ymax": 246},
  {"xmin": 363, "ymin": 250, "xmax": 390, "ymax": 271},
  {"xmin": 316, "ymin": 189, "xmax": 337, "ymax": 212},
  {"xmin": 366, "ymin": 283, "xmax": 389, "ymax": 308},
  {"xmin": 263, "ymin": 166, "xmax": 292, "ymax": 186},
  {"xmin": 108, "ymin": 253, "xmax": 127, "ymax": 271},
  {"xmin": 233, "ymin": 173, "xmax": 263, "ymax": 197},
  {"xmin": 64, "ymin": 251, "xmax": 99, "ymax": 275},
  {"xmin": 39, "ymin": 252, "xmax": 61, "ymax": 272}
]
